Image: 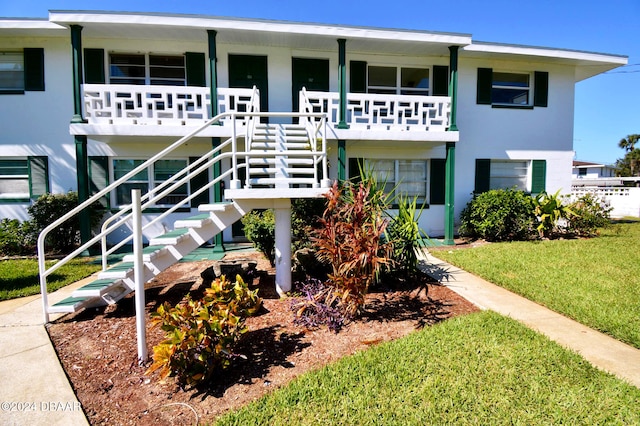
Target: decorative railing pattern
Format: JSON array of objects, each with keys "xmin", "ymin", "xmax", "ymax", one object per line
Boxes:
[
  {"xmin": 82, "ymin": 84, "xmax": 257, "ymax": 126},
  {"xmin": 301, "ymin": 90, "xmax": 451, "ymax": 131}
]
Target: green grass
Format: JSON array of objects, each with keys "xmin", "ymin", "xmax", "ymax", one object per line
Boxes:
[
  {"xmin": 214, "ymin": 312, "xmax": 640, "ymax": 425},
  {"xmin": 434, "ymin": 220, "xmax": 640, "ymax": 348},
  {"xmin": 0, "ymin": 257, "xmax": 101, "ymax": 301}
]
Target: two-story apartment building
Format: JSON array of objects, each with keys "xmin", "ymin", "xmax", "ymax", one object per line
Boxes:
[{"xmin": 0, "ymin": 11, "xmax": 628, "ymax": 245}]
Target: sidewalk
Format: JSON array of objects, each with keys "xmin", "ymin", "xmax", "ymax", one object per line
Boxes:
[
  {"xmin": 421, "ymin": 251, "xmax": 640, "ymax": 389},
  {"xmin": 0, "ymin": 277, "xmax": 93, "ymax": 426}
]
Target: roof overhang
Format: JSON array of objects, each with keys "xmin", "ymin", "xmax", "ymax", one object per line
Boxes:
[
  {"xmin": 48, "ymin": 10, "xmax": 471, "ymax": 56},
  {"xmin": 463, "ymin": 41, "xmax": 628, "ymax": 81},
  {"xmin": 0, "ymin": 18, "xmax": 67, "ymax": 37}
]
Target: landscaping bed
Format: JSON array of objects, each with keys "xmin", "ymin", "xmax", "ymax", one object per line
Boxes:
[{"xmin": 48, "ymin": 251, "xmax": 478, "ymax": 425}]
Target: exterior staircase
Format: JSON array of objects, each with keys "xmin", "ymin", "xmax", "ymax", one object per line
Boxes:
[{"xmin": 39, "ymin": 109, "xmax": 329, "ymax": 322}]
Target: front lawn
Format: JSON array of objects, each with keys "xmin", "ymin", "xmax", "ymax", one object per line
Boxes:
[
  {"xmin": 433, "ymin": 220, "xmax": 640, "ymax": 348},
  {"xmin": 214, "ymin": 312, "xmax": 640, "ymax": 425},
  {"xmin": 0, "ymin": 258, "xmax": 101, "ymax": 301}
]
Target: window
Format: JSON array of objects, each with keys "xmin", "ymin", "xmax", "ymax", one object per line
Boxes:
[
  {"xmin": 0, "ymin": 52, "xmax": 24, "ymax": 92},
  {"xmin": 0, "ymin": 157, "xmax": 49, "ymax": 201},
  {"xmin": 475, "ymin": 159, "xmax": 546, "ymax": 194},
  {"xmin": 489, "ymin": 160, "xmax": 529, "ymax": 191},
  {"xmin": 578, "ymin": 168, "xmax": 587, "ymax": 177},
  {"xmin": 492, "ymin": 72, "xmax": 530, "ymax": 106},
  {"xmin": 367, "ymin": 66, "xmax": 430, "ymax": 95},
  {"xmin": 109, "ymin": 54, "xmax": 186, "ymax": 86},
  {"xmin": 361, "ymin": 159, "xmax": 428, "ymax": 203},
  {"xmin": 0, "ymin": 49, "xmax": 44, "ymax": 93},
  {"xmin": 477, "ymin": 68, "xmax": 548, "ymax": 108},
  {"xmin": 112, "ymin": 159, "xmax": 188, "ymax": 207}
]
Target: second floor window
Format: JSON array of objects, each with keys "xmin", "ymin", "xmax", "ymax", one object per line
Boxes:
[
  {"xmin": 109, "ymin": 54, "xmax": 186, "ymax": 86},
  {"xmin": 0, "ymin": 52, "xmax": 24, "ymax": 92},
  {"xmin": 492, "ymin": 72, "xmax": 530, "ymax": 106},
  {"xmin": 367, "ymin": 66, "xmax": 430, "ymax": 96}
]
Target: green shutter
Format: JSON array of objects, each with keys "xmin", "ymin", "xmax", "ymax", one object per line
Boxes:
[
  {"xmin": 476, "ymin": 68, "xmax": 492, "ymax": 105},
  {"xmin": 531, "ymin": 160, "xmax": 546, "ymax": 194},
  {"xmin": 84, "ymin": 48, "xmax": 105, "ymax": 84},
  {"xmin": 349, "ymin": 61, "xmax": 367, "ymax": 93},
  {"xmin": 28, "ymin": 156, "xmax": 49, "ymax": 199},
  {"xmin": 432, "ymin": 65, "xmax": 449, "ymax": 97},
  {"xmin": 348, "ymin": 158, "xmax": 364, "ymax": 182},
  {"xmin": 24, "ymin": 48, "xmax": 45, "ymax": 91},
  {"xmin": 534, "ymin": 71, "xmax": 549, "ymax": 107},
  {"xmin": 89, "ymin": 156, "xmax": 110, "ymax": 208},
  {"xmin": 189, "ymin": 156, "xmax": 210, "ymax": 207},
  {"xmin": 185, "ymin": 52, "xmax": 206, "ymax": 87},
  {"xmin": 429, "ymin": 158, "xmax": 446, "ymax": 205},
  {"xmin": 474, "ymin": 159, "xmax": 491, "ymax": 194}
]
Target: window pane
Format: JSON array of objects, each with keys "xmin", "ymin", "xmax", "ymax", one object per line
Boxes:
[
  {"xmin": 490, "ymin": 161, "xmax": 528, "ymax": 191},
  {"xmin": 110, "ymin": 54, "xmax": 145, "ymax": 84},
  {"xmin": 149, "ymin": 55, "xmax": 185, "ymax": 85},
  {"xmin": 0, "ymin": 52, "xmax": 24, "ymax": 91},
  {"xmin": 401, "ymin": 68, "xmax": 429, "ymax": 89},
  {"xmin": 492, "ymin": 88, "xmax": 529, "ymax": 105},
  {"xmin": 116, "ymin": 183, "xmax": 149, "ymax": 205},
  {"xmin": 398, "ymin": 160, "xmax": 427, "ymax": 199},
  {"xmin": 493, "ymin": 72, "xmax": 529, "ymax": 88},
  {"xmin": 113, "ymin": 159, "xmax": 147, "ymax": 180},
  {"xmin": 0, "ymin": 159, "xmax": 29, "ymax": 197},
  {"xmin": 0, "ymin": 159, "xmax": 28, "ymax": 175},
  {"xmin": 154, "ymin": 160, "xmax": 188, "ymax": 205},
  {"xmin": 368, "ymin": 66, "xmax": 396, "ymax": 87}
]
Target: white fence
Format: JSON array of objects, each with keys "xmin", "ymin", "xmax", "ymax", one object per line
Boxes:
[
  {"xmin": 571, "ymin": 186, "xmax": 640, "ymax": 218},
  {"xmin": 82, "ymin": 84, "xmax": 257, "ymax": 126},
  {"xmin": 300, "ymin": 89, "xmax": 451, "ymax": 131}
]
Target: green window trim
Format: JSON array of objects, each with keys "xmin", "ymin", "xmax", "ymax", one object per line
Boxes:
[
  {"xmin": 474, "ymin": 159, "xmax": 491, "ymax": 194},
  {"xmin": 531, "ymin": 160, "xmax": 547, "ymax": 194},
  {"xmin": 185, "ymin": 52, "xmax": 206, "ymax": 87},
  {"xmin": 189, "ymin": 156, "xmax": 210, "ymax": 207},
  {"xmin": 432, "ymin": 65, "xmax": 449, "ymax": 97},
  {"xmin": 533, "ymin": 71, "xmax": 549, "ymax": 107},
  {"xmin": 476, "ymin": 68, "xmax": 493, "ymax": 105},
  {"xmin": 0, "ymin": 156, "xmax": 49, "ymax": 202},
  {"xmin": 349, "ymin": 61, "xmax": 367, "ymax": 94},
  {"xmin": 24, "ymin": 48, "xmax": 45, "ymax": 92},
  {"xmin": 477, "ymin": 68, "xmax": 549, "ymax": 108},
  {"xmin": 89, "ymin": 156, "xmax": 110, "ymax": 209},
  {"xmin": 429, "ymin": 158, "xmax": 446, "ymax": 205},
  {"xmin": 84, "ymin": 48, "xmax": 105, "ymax": 84}
]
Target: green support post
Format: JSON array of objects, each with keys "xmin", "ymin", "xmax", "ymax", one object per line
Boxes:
[
  {"xmin": 207, "ymin": 30, "xmax": 219, "ymax": 119},
  {"xmin": 443, "ymin": 46, "xmax": 460, "ymax": 245},
  {"xmin": 70, "ymin": 25, "xmax": 91, "ymax": 249},
  {"xmin": 337, "ymin": 39, "xmax": 349, "ymax": 129},
  {"xmin": 338, "ymin": 140, "xmax": 346, "ymax": 181}
]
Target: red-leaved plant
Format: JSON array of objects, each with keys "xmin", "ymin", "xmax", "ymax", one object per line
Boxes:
[{"xmin": 311, "ymin": 180, "xmax": 393, "ymax": 318}]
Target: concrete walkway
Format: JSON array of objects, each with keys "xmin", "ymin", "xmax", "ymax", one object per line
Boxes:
[
  {"xmin": 421, "ymin": 251, "xmax": 640, "ymax": 389},
  {"xmin": 0, "ymin": 276, "xmax": 93, "ymax": 426}
]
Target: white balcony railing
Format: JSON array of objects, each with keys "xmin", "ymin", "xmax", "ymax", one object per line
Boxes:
[
  {"xmin": 300, "ymin": 89, "xmax": 451, "ymax": 131},
  {"xmin": 82, "ymin": 84, "xmax": 258, "ymax": 126}
]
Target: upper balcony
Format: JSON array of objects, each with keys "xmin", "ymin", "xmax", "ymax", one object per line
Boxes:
[{"xmin": 71, "ymin": 84, "xmax": 458, "ymax": 142}]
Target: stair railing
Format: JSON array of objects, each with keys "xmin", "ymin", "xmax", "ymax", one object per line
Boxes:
[{"xmin": 38, "ymin": 111, "xmax": 242, "ymax": 323}]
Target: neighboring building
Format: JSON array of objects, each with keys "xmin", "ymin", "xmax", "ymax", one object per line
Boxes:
[
  {"xmin": 572, "ymin": 160, "xmax": 617, "ymax": 180},
  {"xmin": 0, "ymin": 11, "xmax": 628, "ymax": 243}
]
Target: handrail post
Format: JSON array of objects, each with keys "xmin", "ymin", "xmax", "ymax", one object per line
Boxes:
[
  {"xmin": 39, "ymin": 250, "xmax": 49, "ymax": 324},
  {"xmin": 132, "ymin": 189, "xmax": 147, "ymax": 364}
]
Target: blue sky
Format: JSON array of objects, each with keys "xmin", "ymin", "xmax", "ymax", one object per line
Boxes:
[{"xmin": 3, "ymin": 0, "xmax": 638, "ymax": 164}]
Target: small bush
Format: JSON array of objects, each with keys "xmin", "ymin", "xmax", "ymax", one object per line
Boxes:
[
  {"xmin": 567, "ymin": 193, "xmax": 612, "ymax": 236},
  {"xmin": 147, "ymin": 275, "xmax": 261, "ymax": 388},
  {"xmin": 459, "ymin": 188, "xmax": 536, "ymax": 242},
  {"xmin": 0, "ymin": 219, "xmax": 35, "ymax": 256},
  {"xmin": 28, "ymin": 191, "xmax": 104, "ymax": 254},
  {"xmin": 290, "ymin": 278, "xmax": 346, "ymax": 333},
  {"xmin": 241, "ymin": 209, "xmax": 275, "ymax": 266}
]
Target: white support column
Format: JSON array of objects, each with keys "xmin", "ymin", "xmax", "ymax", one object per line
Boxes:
[
  {"xmin": 132, "ymin": 189, "xmax": 147, "ymax": 364},
  {"xmin": 274, "ymin": 199, "xmax": 292, "ymax": 296}
]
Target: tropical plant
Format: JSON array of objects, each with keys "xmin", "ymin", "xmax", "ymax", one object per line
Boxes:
[
  {"xmin": 311, "ymin": 180, "xmax": 393, "ymax": 317},
  {"xmin": 0, "ymin": 219, "xmax": 36, "ymax": 256},
  {"xmin": 618, "ymin": 134, "xmax": 639, "ymax": 153},
  {"xmin": 289, "ymin": 278, "xmax": 345, "ymax": 333},
  {"xmin": 385, "ymin": 195, "xmax": 429, "ymax": 278},
  {"xmin": 146, "ymin": 275, "xmax": 261, "ymax": 387},
  {"xmin": 241, "ymin": 209, "xmax": 276, "ymax": 266},
  {"xmin": 567, "ymin": 193, "xmax": 612, "ymax": 236},
  {"xmin": 459, "ymin": 188, "xmax": 537, "ymax": 242},
  {"xmin": 533, "ymin": 190, "xmax": 576, "ymax": 238}
]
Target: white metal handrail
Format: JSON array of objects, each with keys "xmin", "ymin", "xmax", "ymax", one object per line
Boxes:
[{"xmin": 38, "ymin": 106, "xmax": 329, "ymax": 323}]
